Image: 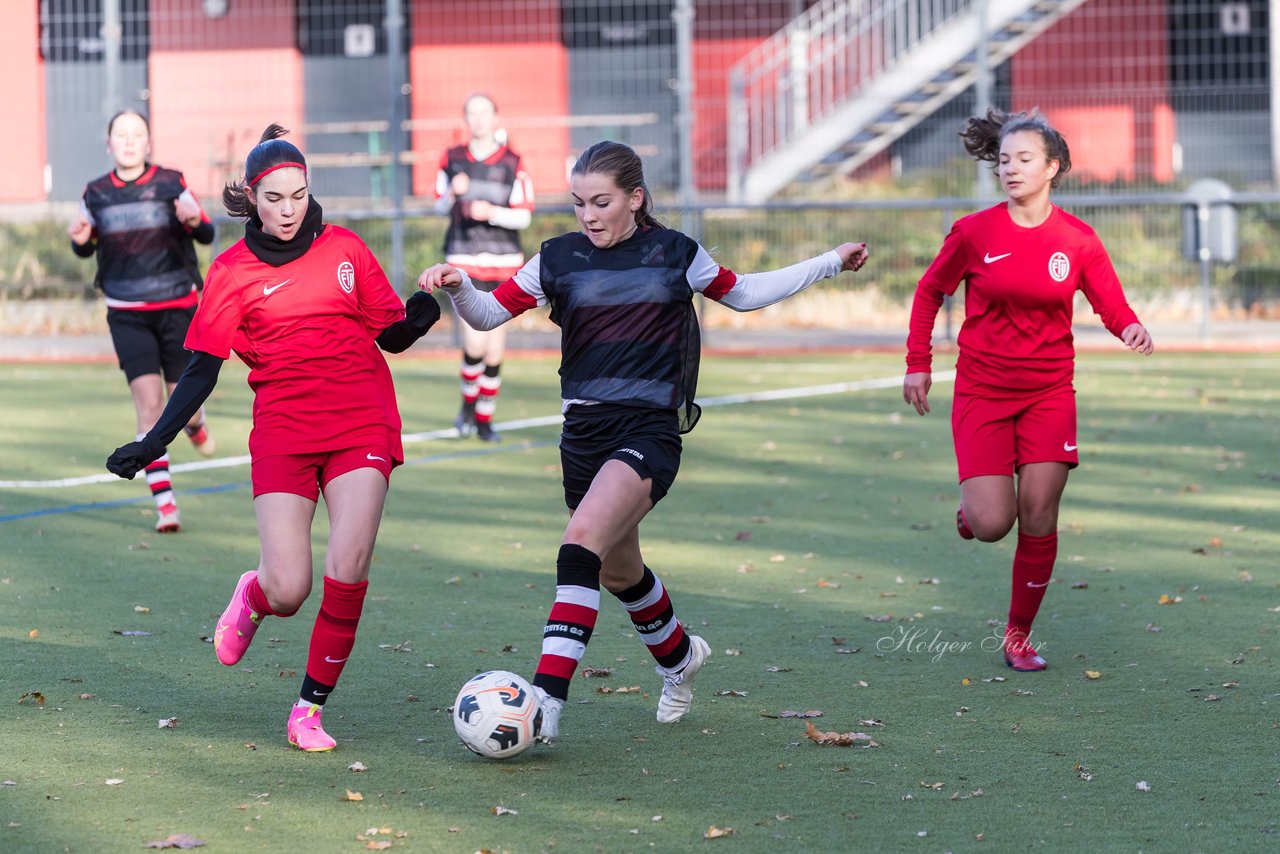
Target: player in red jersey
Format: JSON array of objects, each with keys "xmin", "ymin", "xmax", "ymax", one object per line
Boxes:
[
  {"xmin": 70, "ymin": 110, "xmax": 217, "ymax": 533},
  {"xmin": 435, "ymin": 94, "xmax": 535, "ymax": 442},
  {"xmin": 420, "ymin": 140, "xmax": 868, "ymax": 743},
  {"xmin": 106, "ymin": 125, "xmax": 440, "ymax": 751},
  {"xmin": 903, "ymin": 109, "xmax": 1154, "ymax": 672}
]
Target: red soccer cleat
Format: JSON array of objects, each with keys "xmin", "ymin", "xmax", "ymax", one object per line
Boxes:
[{"xmin": 1003, "ymin": 634, "xmax": 1047, "ymax": 672}]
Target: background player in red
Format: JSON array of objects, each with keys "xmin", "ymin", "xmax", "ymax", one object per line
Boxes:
[
  {"xmin": 70, "ymin": 109, "xmax": 217, "ymax": 533},
  {"xmin": 435, "ymin": 93, "xmax": 535, "ymax": 441},
  {"xmin": 106, "ymin": 125, "xmax": 440, "ymax": 751},
  {"xmin": 420, "ymin": 140, "xmax": 868, "ymax": 744},
  {"xmin": 902, "ymin": 109, "xmax": 1154, "ymax": 672}
]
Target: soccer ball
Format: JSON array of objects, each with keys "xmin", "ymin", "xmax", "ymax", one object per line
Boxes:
[{"xmin": 452, "ymin": 670, "xmax": 542, "ymax": 759}]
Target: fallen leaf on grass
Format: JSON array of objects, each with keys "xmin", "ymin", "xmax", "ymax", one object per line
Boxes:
[
  {"xmin": 348, "ymin": 762, "xmax": 368, "ymax": 772},
  {"xmin": 714, "ymin": 690, "xmax": 748, "ymax": 697},
  {"xmin": 735, "ymin": 531, "xmax": 752, "ymax": 541},
  {"xmin": 724, "ymin": 648, "xmax": 742, "ymax": 656},
  {"xmin": 920, "ymin": 781, "xmax": 945, "ymax": 790},
  {"xmin": 864, "ymin": 615, "xmax": 893, "ymax": 622},
  {"xmin": 492, "ymin": 806, "xmax": 518, "ymax": 816},
  {"xmin": 804, "ymin": 721, "xmax": 880, "ymax": 747},
  {"xmin": 1084, "ymin": 671, "xmax": 1101, "ymax": 680},
  {"xmin": 1071, "ymin": 582, "xmax": 1089, "ymax": 589},
  {"xmin": 596, "ymin": 686, "xmax": 642, "ymax": 694},
  {"xmin": 143, "ymin": 834, "xmax": 205, "ymax": 849},
  {"xmin": 113, "ymin": 630, "xmax": 152, "ymax": 637},
  {"xmin": 1136, "ymin": 780, "xmax": 1152, "ymax": 792},
  {"xmin": 1157, "ymin": 595, "xmax": 1183, "ymax": 605},
  {"xmin": 1074, "ymin": 763, "xmax": 1094, "ymax": 782},
  {"xmin": 1145, "ymin": 623, "xmax": 1162, "ymax": 632},
  {"xmin": 1203, "ymin": 694, "xmax": 1222, "ymax": 702},
  {"xmin": 343, "ymin": 790, "xmax": 363, "ymax": 802},
  {"xmin": 364, "ymin": 843, "xmax": 392, "ymax": 851},
  {"xmin": 134, "ymin": 605, "xmax": 151, "ymax": 614},
  {"xmin": 580, "ymin": 667, "xmax": 613, "ymax": 678},
  {"xmin": 18, "ymin": 692, "xmax": 45, "ymax": 706},
  {"xmin": 105, "ymin": 779, "xmax": 124, "ymax": 786},
  {"xmin": 704, "ymin": 825, "xmax": 734, "ymax": 839},
  {"xmin": 157, "ymin": 717, "xmax": 179, "ymax": 728},
  {"xmin": 764, "ymin": 666, "xmax": 792, "ymax": 672},
  {"xmin": 834, "ymin": 647, "xmax": 860, "ymax": 654},
  {"xmin": 761, "ymin": 710, "xmax": 823, "ymax": 719}
]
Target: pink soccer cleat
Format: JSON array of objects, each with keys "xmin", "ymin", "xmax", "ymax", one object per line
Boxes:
[
  {"xmin": 155, "ymin": 503, "xmax": 181, "ymax": 534},
  {"xmin": 213, "ymin": 571, "xmax": 263, "ymax": 666},
  {"xmin": 1003, "ymin": 634, "xmax": 1048, "ymax": 672},
  {"xmin": 288, "ymin": 703, "xmax": 337, "ymax": 752}
]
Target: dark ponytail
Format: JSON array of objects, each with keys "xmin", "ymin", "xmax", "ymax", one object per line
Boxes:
[
  {"xmin": 222, "ymin": 124, "xmax": 308, "ymax": 219},
  {"xmin": 960, "ymin": 108, "xmax": 1072, "ymax": 188},
  {"xmin": 571, "ymin": 140, "xmax": 663, "ymax": 229}
]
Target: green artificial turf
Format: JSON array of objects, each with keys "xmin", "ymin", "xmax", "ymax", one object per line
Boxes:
[{"xmin": 1, "ymin": 352, "xmax": 1276, "ymax": 852}]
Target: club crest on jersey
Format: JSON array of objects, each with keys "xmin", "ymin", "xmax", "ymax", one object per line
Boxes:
[
  {"xmin": 337, "ymin": 260, "xmax": 355, "ymax": 293},
  {"xmin": 641, "ymin": 243, "xmax": 666, "ymax": 266},
  {"xmin": 1048, "ymin": 251, "xmax": 1070, "ymax": 282}
]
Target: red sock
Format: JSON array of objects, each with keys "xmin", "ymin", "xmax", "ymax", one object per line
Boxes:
[
  {"xmin": 304, "ymin": 576, "xmax": 368, "ymax": 690},
  {"xmin": 243, "ymin": 574, "xmax": 276, "ymax": 616},
  {"xmin": 1007, "ymin": 531, "xmax": 1057, "ymax": 639}
]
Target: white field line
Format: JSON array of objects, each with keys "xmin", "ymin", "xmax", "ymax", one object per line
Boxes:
[{"xmin": 1, "ymin": 371, "xmax": 952, "ymax": 489}]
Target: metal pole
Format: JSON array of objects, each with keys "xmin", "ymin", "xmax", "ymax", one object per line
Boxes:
[
  {"xmin": 1197, "ymin": 201, "xmax": 1211, "ymax": 341},
  {"xmin": 974, "ymin": 0, "xmax": 995, "ymax": 199},
  {"xmin": 673, "ymin": 0, "xmax": 696, "ymax": 234},
  {"xmin": 386, "ymin": 0, "xmax": 407, "ymax": 293},
  {"xmin": 1272, "ymin": 1, "xmax": 1280, "ymax": 187},
  {"xmin": 103, "ymin": 0, "xmax": 123, "ymax": 120}
]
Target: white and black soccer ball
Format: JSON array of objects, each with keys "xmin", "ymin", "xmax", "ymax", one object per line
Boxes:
[{"xmin": 452, "ymin": 670, "xmax": 542, "ymax": 759}]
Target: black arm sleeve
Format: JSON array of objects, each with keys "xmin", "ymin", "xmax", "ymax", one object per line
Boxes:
[
  {"xmin": 71, "ymin": 239, "xmax": 96, "ymax": 258},
  {"xmin": 148, "ymin": 351, "xmax": 224, "ymax": 446},
  {"xmin": 191, "ymin": 220, "xmax": 216, "ymax": 245},
  {"xmin": 376, "ymin": 290, "xmax": 442, "ymax": 354}
]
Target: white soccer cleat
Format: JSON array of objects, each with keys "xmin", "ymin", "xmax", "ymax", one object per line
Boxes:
[
  {"xmin": 532, "ymin": 686, "xmax": 564, "ymax": 745},
  {"xmin": 657, "ymin": 634, "xmax": 711, "ymax": 723}
]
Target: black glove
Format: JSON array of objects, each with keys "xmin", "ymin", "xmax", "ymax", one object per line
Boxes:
[
  {"xmin": 106, "ymin": 435, "xmax": 166, "ymax": 480},
  {"xmin": 406, "ymin": 289, "xmax": 442, "ymax": 332}
]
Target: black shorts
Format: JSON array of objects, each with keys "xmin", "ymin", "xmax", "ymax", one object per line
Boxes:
[
  {"xmin": 560, "ymin": 404, "xmax": 682, "ymax": 510},
  {"xmin": 107, "ymin": 306, "xmax": 197, "ymax": 383}
]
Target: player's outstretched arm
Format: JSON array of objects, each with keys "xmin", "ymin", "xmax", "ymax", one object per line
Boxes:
[
  {"xmin": 106, "ymin": 352, "xmax": 224, "ymax": 479},
  {"xmin": 835, "ymin": 242, "xmax": 869, "ymax": 273},
  {"xmin": 713, "ymin": 241, "xmax": 869, "ymax": 312}
]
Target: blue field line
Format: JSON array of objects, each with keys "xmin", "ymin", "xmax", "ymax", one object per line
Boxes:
[{"xmin": 0, "ymin": 439, "xmax": 560, "ymax": 525}]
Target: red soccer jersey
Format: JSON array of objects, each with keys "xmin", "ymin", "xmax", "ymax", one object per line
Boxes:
[
  {"xmin": 906, "ymin": 204, "xmax": 1139, "ymax": 393},
  {"xmin": 185, "ymin": 226, "xmax": 405, "ymax": 461}
]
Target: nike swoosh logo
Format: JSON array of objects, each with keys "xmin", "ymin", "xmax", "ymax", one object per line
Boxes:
[
  {"xmin": 1063, "ymin": 442, "xmax": 1078, "ymax": 451},
  {"xmin": 366, "ymin": 453, "xmax": 386, "ymax": 462},
  {"xmin": 1026, "ymin": 581, "xmax": 1050, "ymax": 589},
  {"xmin": 263, "ymin": 279, "xmax": 291, "ymax": 295},
  {"xmin": 984, "ymin": 252, "xmax": 1012, "ymax": 263},
  {"xmin": 323, "ymin": 656, "xmax": 348, "ymax": 664}
]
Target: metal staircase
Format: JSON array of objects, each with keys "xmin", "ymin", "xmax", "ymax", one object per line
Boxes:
[{"xmin": 726, "ymin": 0, "xmax": 1091, "ymax": 203}]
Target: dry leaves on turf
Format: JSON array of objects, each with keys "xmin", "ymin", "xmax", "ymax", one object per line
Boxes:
[
  {"xmin": 705, "ymin": 826, "xmax": 735, "ymax": 839},
  {"xmin": 343, "ymin": 789, "xmax": 364, "ymax": 801},
  {"xmin": 580, "ymin": 667, "xmax": 613, "ymax": 678},
  {"xmin": 761, "ymin": 710, "xmax": 823, "ymax": 719},
  {"xmin": 597, "ymin": 685, "xmax": 642, "ymax": 694},
  {"xmin": 143, "ymin": 834, "xmax": 205, "ymax": 849},
  {"xmin": 348, "ymin": 761, "xmax": 368, "ymax": 772},
  {"xmin": 492, "ymin": 806, "xmax": 518, "ymax": 816},
  {"xmin": 803, "ymin": 721, "xmax": 880, "ymax": 747},
  {"xmin": 158, "ymin": 717, "xmax": 179, "ymax": 728},
  {"xmin": 17, "ymin": 692, "xmax": 45, "ymax": 706}
]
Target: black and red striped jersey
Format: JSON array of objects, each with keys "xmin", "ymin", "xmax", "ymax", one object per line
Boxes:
[
  {"xmin": 74, "ymin": 164, "xmax": 214, "ymax": 310},
  {"xmin": 437, "ymin": 144, "xmax": 533, "ymax": 280}
]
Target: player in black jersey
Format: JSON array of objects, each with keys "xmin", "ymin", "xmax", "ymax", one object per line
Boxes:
[
  {"xmin": 435, "ymin": 94, "xmax": 535, "ymax": 442},
  {"xmin": 70, "ymin": 110, "xmax": 217, "ymax": 533},
  {"xmin": 420, "ymin": 141, "xmax": 868, "ymax": 744}
]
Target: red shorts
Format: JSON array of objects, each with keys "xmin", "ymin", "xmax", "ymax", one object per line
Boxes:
[
  {"xmin": 951, "ymin": 385, "xmax": 1078, "ymax": 482},
  {"xmin": 251, "ymin": 445, "xmax": 397, "ymax": 500}
]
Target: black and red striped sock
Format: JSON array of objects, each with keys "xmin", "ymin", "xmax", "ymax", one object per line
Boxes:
[
  {"xmin": 532, "ymin": 544, "xmax": 601, "ymax": 702},
  {"xmin": 614, "ymin": 566, "xmax": 691, "ymax": 671}
]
